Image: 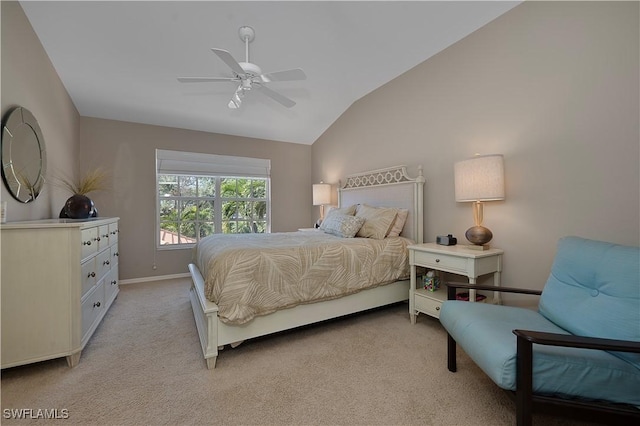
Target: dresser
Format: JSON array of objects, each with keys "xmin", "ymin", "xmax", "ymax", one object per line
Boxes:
[
  {"xmin": 408, "ymin": 243, "xmax": 503, "ymax": 322},
  {"xmin": 1, "ymin": 217, "xmax": 119, "ymax": 368}
]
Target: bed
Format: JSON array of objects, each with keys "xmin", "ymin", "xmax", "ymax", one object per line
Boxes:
[{"xmin": 188, "ymin": 165, "xmax": 425, "ymax": 368}]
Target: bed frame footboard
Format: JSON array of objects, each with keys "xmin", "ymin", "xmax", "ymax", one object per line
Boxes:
[
  {"xmin": 189, "ymin": 264, "xmax": 409, "ymax": 369},
  {"xmin": 188, "ymin": 263, "xmax": 219, "ymax": 369}
]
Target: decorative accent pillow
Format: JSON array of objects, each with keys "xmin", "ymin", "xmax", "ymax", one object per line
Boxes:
[
  {"xmin": 355, "ymin": 204, "xmax": 398, "ymax": 240},
  {"xmin": 319, "ymin": 204, "xmax": 357, "ymax": 231},
  {"xmin": 387, "ymin": 208, "xmax": 409, "ymax": 237},
  {"xmin": 321, "ymin": 214, "xmax": 365, "ymax": 238}
]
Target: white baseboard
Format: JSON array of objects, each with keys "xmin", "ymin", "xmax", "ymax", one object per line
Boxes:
[{"xmin": 119, "ymin": 273, "xmax": 190, "ymax": 285}]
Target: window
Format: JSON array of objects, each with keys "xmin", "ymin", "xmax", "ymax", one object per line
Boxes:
[{"xmin": 156, "ymin": 150, "xmax": 270, "ymax": 248}]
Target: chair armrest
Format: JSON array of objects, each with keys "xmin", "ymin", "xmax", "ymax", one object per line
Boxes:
[
  {"xmin": 445, "ymin": 281, "xmax": 542, "ymax": 300},
  {"xmin": 512, "ymin": 330, "xmax": 640, "ymax": 425},
  {"xmin": 513, "ymin": 329, "xmax": 640, "ymax": 353}
]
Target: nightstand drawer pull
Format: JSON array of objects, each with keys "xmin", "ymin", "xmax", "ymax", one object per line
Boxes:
[
  {"xmin": 436, "ymin": 258, "xmax": 440, "ymax": 263},
  {"xmin": 436, "ymin": 306, "xmax": 440, "ymax": 311}
]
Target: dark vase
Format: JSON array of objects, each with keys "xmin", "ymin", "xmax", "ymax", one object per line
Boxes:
[{"xmin": 59, "ymin": 194, "xmax": 98, "ymax": 219}]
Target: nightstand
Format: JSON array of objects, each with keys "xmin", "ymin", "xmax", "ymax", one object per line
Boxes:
[{"xmin": 408, "ymin": 243, "xmax": 503, "ymax": 323}]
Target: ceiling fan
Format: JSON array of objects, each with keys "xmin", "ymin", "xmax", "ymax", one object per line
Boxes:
[{"xmin": 177, "ymin": 26, "xmax": 306, "ymax": 109}]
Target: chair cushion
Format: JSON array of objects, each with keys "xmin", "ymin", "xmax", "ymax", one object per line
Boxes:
[
  {"xmin": 538, "ymin": 236, "xmax": 640, "ymax": 368},
  {"xmin": 440, "ymin": 301, "xmax": 640, "ymax": 407}
]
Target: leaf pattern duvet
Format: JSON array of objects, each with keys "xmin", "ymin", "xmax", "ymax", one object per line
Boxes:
[{"xmin": 193, "ymin": 231, "xmax": 412, "ymax": 324}]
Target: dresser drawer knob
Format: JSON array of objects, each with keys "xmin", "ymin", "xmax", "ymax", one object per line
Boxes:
[
  {"xmin": 83, "ymin": 241, "xmax": 91, "ymax": 246},
  {"xmin": 114, "ymin": 252, "xmax": 119, "ymax": 257},
  {"xmin": 103, "ymin": 260, "xmax": 110, "ymax": 266},
  {"xmin": 111, "ymin": 280, "xmax": 117, "ymax": 285},
  {"xmin": 435, "ymin": 259, "xmax": 440, "ymax": 263},
  {"xmin": 93, "ymin": 302, "xmax": 101, "ymax": 308},
  {"xmin": 88, "ymin": 272, "xmax": 96, "ymax": 278},
  {"xmin": 436, "ymin": 306, "xmax": 440, "ymax": 311}
]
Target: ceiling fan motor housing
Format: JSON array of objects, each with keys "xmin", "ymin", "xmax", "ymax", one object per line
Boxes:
[{"xmin": 238, "ymin": 62, "xmax": 262, "ymax": 78}]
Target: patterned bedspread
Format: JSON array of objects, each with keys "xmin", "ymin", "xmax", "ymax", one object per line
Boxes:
[{"xmin": 193, "ymin": 231, "xmax": 412, "ymax": 325}]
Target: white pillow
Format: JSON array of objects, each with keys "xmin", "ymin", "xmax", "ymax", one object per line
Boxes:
[{"xmin": 321, "ymin": 214, "xmax": 365, "ymax": 238}]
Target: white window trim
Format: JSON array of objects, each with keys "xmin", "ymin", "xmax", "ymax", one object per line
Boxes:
[{"xmin": 155, "ymin": 149, "xmax": 271, "ymax": 250}]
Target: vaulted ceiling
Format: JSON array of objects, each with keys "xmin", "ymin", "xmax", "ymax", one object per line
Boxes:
[{"xmin": 20, "ymin": 1, "xmax": 520, "ymax": 144}]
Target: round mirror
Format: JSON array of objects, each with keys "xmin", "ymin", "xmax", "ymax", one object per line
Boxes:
[{"xmin": 1, "ymin": 107, "xmax": 47, "ymax": 203}]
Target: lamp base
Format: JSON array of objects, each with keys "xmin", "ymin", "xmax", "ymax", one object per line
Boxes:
[
  {"xmin": 465, "ymin": 225, "xmax": 493, "ymax": 246},
  {"xmin": 463, "ymin": 243, "xmax": 491, "ymax": 251}
]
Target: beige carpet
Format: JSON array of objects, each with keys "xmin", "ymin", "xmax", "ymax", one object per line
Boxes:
[{"xmin": 1, "ymin": 278, "xmax": 599, "ymax": 425}]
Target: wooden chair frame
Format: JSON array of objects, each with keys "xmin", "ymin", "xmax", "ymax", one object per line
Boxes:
[{"xmin": 445, "ymin": 282, "xmax": 640, "ymax": 426}]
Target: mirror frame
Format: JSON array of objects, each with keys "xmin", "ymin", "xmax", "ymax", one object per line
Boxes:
[{"xmin": 1, "ymin": 107, "xmax": 47, "ymax": 203}]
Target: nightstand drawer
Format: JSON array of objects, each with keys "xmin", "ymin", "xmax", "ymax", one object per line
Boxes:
[
  {"xmin": 413, "ymin": 251, "xmax": 467, "ymax": 272},
  {"xmin": 415, "ymin": 293, "xmax": 443, "ymax": 318}
]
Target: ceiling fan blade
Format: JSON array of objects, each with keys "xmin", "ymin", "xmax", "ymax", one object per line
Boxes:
[
  {"xmin": 227, "ymin": 85, "xmax": 244, "ymax": 109},
  {"xmin": 177, "ymin": 77, "xmax": 237, "ymax": 83},
  {"xmin": 211, "ymin": 48, "xmax": 246, "ymax": 77},
  {"xmin": 261, "ymin": 68, "xmax": 306, "ymax": 83},
  {"xmin": 255, "ymin": 84, "xmax": 296, "ymax": 108}
]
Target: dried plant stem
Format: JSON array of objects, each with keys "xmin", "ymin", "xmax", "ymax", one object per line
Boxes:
[{"xmin": 55, "ymin": 168, "xmax": 110, "ymax": 195}]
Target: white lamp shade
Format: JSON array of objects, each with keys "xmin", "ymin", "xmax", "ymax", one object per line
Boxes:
[
  {"xmin": 312, "ymin": 183, "xmax": 332, "ymax": 205},
  {"xmin": 454, "ymin": 154, "xmax": 505, "ymax": 202}
]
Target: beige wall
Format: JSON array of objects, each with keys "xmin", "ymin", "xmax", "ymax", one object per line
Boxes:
[
  {"xmin": 80, "ymin": 117, "xmax": 311, "ymax": 280},
  {"xmin": 312, "ymin": 1, "xmax": 639, "ymax": 299},
  {"xmin": 1, "ymin": 1, "xmax": 80, "ymax": 220}
]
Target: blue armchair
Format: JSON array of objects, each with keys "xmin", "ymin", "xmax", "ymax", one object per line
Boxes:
[{"xmin": 440, "ymin": 236, "xmax": 640, "ymax": 426}]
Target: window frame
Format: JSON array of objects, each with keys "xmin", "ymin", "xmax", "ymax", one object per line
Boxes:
[{"xmin": 155, "ymin": 150, "xmax": 271, "ymax": 250}]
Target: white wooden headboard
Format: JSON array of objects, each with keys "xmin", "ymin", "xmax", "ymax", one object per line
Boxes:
[{"xmin": 338, "ymin": 165, "xmax": 425, "ymax": 243}]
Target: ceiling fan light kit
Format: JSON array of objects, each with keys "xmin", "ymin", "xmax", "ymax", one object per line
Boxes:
[{"xmin": 178, "ymin": 26, "xmax": 306, "ymax": 110}]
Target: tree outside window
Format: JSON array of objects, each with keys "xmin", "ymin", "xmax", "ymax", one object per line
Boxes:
[{"xmin": 158, "ymin": 175, "xmax": 269, "ymax": 247}]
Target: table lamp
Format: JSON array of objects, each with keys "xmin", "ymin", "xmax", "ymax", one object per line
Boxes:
[
  {"xmin": 454, "ymin": 154, "xmax": 505, "ymax": 247},
  {"xmin": 312, "ymin": 182, "xmax": 331, "ymax": 227}
]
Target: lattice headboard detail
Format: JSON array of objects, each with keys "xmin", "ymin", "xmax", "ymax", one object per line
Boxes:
[
  {"xmin": 342, "ymin": 165, "xmax": 418, "ymax": 189},
  {"xmin": 338, "ymin": 165, "xmax": 425, "ymax": 243}
]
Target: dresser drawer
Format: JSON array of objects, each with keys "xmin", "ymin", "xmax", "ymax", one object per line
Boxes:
[
  {"xmin": 109, "ymin": 222, "xmax": 119, "ymax": 245},
  {"xmin": 415, "ymin": 292, "xmax": 443, "ymax": 318},
  {"xmin": 110, "ymin": 244, "xmax": 119, "ymax": 267},
  {"xmin": 81, "ymin": 282, "xmax": 104, "ymax": 339},
  {"xmin": 412, "ymin": 251, "xmax": 467, "ymax": 272},
  {"xmin": 80, "ymin": 227, "xmax": 98, "ymax": 260},
  {"xmin": 98, "ymin": 225, "xmax": 111, "ymax": 251},
  {"xmin": 104, "ymin": 268, "xmax": 119, "ymax": 304},
  {"xmin": 96, "ymin": 248, "xmax": 112, "ymax": 281},
  {"xmin": 81, "ymin": 257, "xmax": 97, "ymax": 297}
]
